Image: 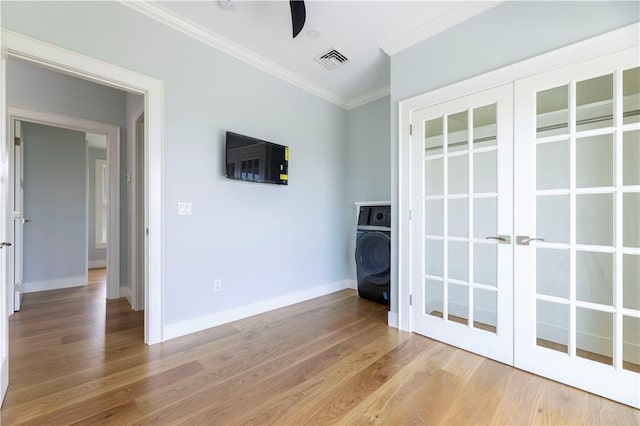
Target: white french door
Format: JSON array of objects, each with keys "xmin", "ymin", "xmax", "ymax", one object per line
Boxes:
[
  {"xmin": 409, "ymin": 46, "xmax": 640, "ymax": 408},
  {"xmin": 410, "ymin": 84, "xmax": 514, "ymax": 365},
  {"xmin": 514, "ymin": 47, "xmax": 640, "ymax": 408}
]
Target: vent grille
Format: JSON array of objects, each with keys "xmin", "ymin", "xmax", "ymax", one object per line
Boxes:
[{"xmin": 314, "ymin": 48, "xmax": 349, "ymax": 70}]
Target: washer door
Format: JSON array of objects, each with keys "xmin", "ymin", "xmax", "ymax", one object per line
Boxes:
[{"xmin": 355, "ymin": 231, "xmax": 391, "ymax": 285}]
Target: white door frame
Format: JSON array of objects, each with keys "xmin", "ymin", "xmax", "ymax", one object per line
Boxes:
[
  {"xmin": 397, "ymin": 22, "xmax": 640, "ymax": 332},
  {"xmin": 1, "ymin": 29, "xmax": 164, "ymax": 345},
  {"xmin": 7, "ymin": 107, "xmax": 120, "ymax": 304}
]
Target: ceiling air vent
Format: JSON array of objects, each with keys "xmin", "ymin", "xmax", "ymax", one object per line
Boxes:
[{"xmin": 314, "ymin": 48, "xmax": 349, "ymax": 70}]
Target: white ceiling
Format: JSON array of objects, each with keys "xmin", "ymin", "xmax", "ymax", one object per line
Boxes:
[{"xmin": 130, "ymin": 1, "xmax": 501, "ymax": 109}]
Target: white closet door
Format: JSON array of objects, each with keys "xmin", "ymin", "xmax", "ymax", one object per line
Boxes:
[
  {"xmin": 410, "ymin": 84, "xmax": 514, "ymax": 364},
  {"xmin": 514, "ymin": 47, "xmax": 640, "ymax": 408}
]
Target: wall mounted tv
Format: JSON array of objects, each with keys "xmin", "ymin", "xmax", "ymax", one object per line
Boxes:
[{"xmin": 225, "ymin": 131, "xmax": 288, "ymax": 185}]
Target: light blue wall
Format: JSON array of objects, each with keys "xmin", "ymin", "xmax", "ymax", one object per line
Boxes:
[
  {"xmin": 346, "ymin": 96, "xmax": 391, "ymax": 204},
  {"xmin": 6, "ymin": 57, "xmax": 131, "ymax": 288},
  {"xmin": 88, "ymin": 147, "xmax": 107, "ymax": 265},
  {"xmin": 346, "ymin": 96, "xmax": 391, "ymax": 279},
  {"xmin": 389, "ymin": 1, "xmax": 640, "ymax": 313},
  {"xmin": 1, "ymin": 1, "xmax": 349, "ymax": 325},
  {"xmin": 23, "ymin": 122, "xmax": 86, "ymax": 283}
]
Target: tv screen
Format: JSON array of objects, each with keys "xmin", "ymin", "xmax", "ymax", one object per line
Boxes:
[{"xmin": 225, "ymin": 132, "xmax": 288, "ymax": 185}]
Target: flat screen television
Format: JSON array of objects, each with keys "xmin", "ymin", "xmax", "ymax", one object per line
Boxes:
[{"xmin": 225, "ymin": 131, "xmax": 288, "ymax": 185}]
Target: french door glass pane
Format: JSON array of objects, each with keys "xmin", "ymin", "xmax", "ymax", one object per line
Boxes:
[
  {"xmin": 623, "ymin": 67, "xmax": 640, "ymax": 125},
  {"xmin": 448, "ymin": 283, "xmax": 468, "ymax": 324},
  {"xmin": 623, "ymin": 130, "xmax": 640, "ymax": 185},
  {"xmin": 623, "ymin": 192, "xmax": 640, "ymax": 248},
  {"xmin": 448, "ymin": 241, "xmax": 468, "ymax": 281},
  {"xmin": 576, "ymin": 251, "xmax": 614, "ymax": 306},
  {"xmin": 448, "ymin": 198, "xmax": 468, "ymax": 237},
  {"xmin": 537, "ymin": 195, "xmax": 569, "ymax": 244},
  {"xmin": 537, "ymin": 85, "xmax": 568, "ymax": 137},
  {"xmin": 474, "ymin": 197, "xmax": 497, "ymax": 238},
  {"xmin": 537, "ymin": 140, "xmax": 569, "ymax": 190},
  {"xmin": 474, "ymin": 288, "xmax": 497, "ymax": 331},
  {"xmin": 576, "ymin": 134, "xmax": 613, "ymax": 188},
  {"xmin": 425, "ymin": 279, "xmax": 443, "ymax": 317},
  {"xmin": 623, "ymin": 316, "xmax": 640, "ymax": 372},
  {"xmin": 474, "ymin": 243, "xmax": 497, "ymax": 287},
  {"xmin": 623, "ymin": 254, "xmax": 640, "ymax": 310},
  {"xmin": 474, "ymin": 151, "xmax": 497, "ymax": 193},
  {"xmin": 473, "ymin": 103, "xmax": 497, "ymax": 148},
  {"xmin": 576, "ymin": 193, "xmax": 614, "ymax": 246},
  {"xmin": 536, "ymin": 248, "xmax": 569, "ymax": 299},
  {"xmin": 448, "ymin": 155, "xmax": 468, "ymax": 194},
  {"xmin": 576, "ymin": 308, "xmax": 613, "ymax": 366},
  {"xmin": 537, "ymin": 300, "xmax": 569, "ymax": 354},
  {"xmin": 425, "ymin": 239, "xmax": 443, "ymax": 277},
  {"xmin": 576, "ymin": 74, "xmax": 613, "ymax": 131},
  {"xmin": 425, "ymin": 159, "xmax": 443, "ymax": 195},
  {"xmin": 425, "ymin": 117, "xmax": 444, "ymax": 154},
  {"xmin": 448, "ymin": 111, "xmax": 468, "ymax": 152},
  {"xmin": 425, "ymin": 199, "xmax": 444, "ymax": 236}
]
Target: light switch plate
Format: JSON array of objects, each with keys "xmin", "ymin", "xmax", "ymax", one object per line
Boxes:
[{"xmin": 178, "ymin": 202, "xmax": 192, "ymax": 215}]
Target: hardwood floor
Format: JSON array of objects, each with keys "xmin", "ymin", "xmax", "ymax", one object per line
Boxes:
[{"xmin": 1, "ymin": 269, "xmax": 638, "ymax": 425}]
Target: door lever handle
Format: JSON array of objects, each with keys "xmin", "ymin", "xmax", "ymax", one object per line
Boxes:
[
  {"xmin": 0, "ymin": 242, "xmax": 12, "ymax": 249},
  {"xmin": 485, "ymin": 235, "xmax": 511, "ymax": 244},
  {"xmin": 517, "ymin": 236, "xmax": 545, "ymax": 245},
  {"xmin": 22, "ymin": 219, "xmax": 30, "ymax": 224}
]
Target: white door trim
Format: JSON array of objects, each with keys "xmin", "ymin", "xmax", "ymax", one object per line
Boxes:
[
  {"xmin": 398, "ymin": 22, "xmax": 640, "ymax": 332},
  {"xmin": 7, "ymin": 106, "xmax": 120, "ymax": 301},
  {"xmin": 2, "ymin": 29, "xmax": 165, "ymax": 345}
]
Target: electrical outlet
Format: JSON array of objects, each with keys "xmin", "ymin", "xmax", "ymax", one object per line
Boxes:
[{"xmin": 213, "ymin": 279, "xmax": 222, "ymax": 292}]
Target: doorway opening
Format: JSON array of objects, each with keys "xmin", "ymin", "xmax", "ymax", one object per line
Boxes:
[
  {"xmin": 0, "ymin": 31, "xmax": 164, "ymax": 358},
  {"xmin": 8, "ymin": 107, "xmax": 122, "ymax": 312}
]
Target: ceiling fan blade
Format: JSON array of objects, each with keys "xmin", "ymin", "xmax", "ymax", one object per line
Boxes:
[{"xmin": 289, "ymin": 1, "xmax": 306, "ymax": 38}]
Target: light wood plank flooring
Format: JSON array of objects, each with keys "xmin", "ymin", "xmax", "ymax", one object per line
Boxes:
[{"xmin": 1, "ymin": 269, "xmax": 638, "ymax": 425}]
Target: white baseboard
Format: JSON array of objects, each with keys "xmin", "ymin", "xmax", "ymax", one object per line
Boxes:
[
  {"xmin": 388, "ymin": 311, "xmax": 399, "ymax": 328},
  {"xmin": 23, "ymin": 275, "xmax": 86, "ymax": 293},
  {"xmin": 88, "ymin": 259, "xmax": 107, "ymax": 269},
  {"xmin": 345, "ymin": 279, "xmax": 357, "ymax": 290},
  {"xmin": 120, "ymin": 286, "xmax": 133, "ymax": 307},
  {"xmin": 164, "ymin": 279, "xmax": 351, "ymax": 341}
]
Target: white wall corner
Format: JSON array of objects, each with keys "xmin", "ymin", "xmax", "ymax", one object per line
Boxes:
[
  {"xmin": 164, "ymin": 279, "xmax": 352, "ymax": 341},
  {"xmin": 345, "ymin": 279, "xmax": 357, "ymax": 290},
  {"xmin": 119, "ymin": 286, "xmax": 133, "ymax": 307},
  {"xmin": 23, "ymin": 276, "xmax": 86, "ymax": 293},
  {"xmin": 387, "ymin": 311, "xmax": 399, "ymax": 328}
]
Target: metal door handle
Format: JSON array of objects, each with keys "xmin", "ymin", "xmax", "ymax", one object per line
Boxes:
[
  {"xmin": 485, "ymin": 235, "xmax": 511, "ymax": 244},
  {"xmin": 516, "ymin": 236, "xmax": 545, "ymax": 245},
  {"xmin": 0, "ymin": 242, "xmax": 12, "ymax": 249},
  {"xmin": 22, "ymin": 219, "xmax": 30, "ymax": 224}
]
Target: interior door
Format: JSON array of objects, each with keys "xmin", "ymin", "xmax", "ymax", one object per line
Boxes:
[
  {"xmin": 0, "ymin": 41, "xmax": 9, "ymax": 403},
  {"xmin": 410, "ymin": 84, "xmax": 514, "ymax": 364},
  {"xmin": 13, "ymin": 121, "xmax": 24, "ymax": 311},
  {"xmin": 514, "ymin": 47, "xmax": 640, "ymax": 408}
]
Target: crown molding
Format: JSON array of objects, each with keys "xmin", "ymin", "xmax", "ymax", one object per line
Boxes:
[
  {"xmin": 120, "ymin": 1, "xmax": 351, "ymax": 109},
  {"xmin": 346, "ymin": 86, "xmax": 390, "ymax": 110},
  {"xmin": 380, "ymin": 1, "xmax": 503, "ymax": 56}
]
